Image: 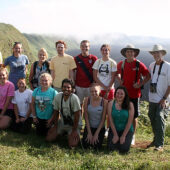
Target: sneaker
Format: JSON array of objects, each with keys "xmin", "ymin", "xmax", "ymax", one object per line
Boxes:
[
  {"xmin": 154, "ymin": 146, "xmax": 164, "ymax": 152},
  {"xmin": 105, "ymin": 128, "xmax": 109, "ymax": 138},
  {"xmin": 131, "ymin": 134, "xmax": 135, "ymax": 145},
  {"xmin": 146, "ymin": 141, "xmax": 155, "ymax": 148}
]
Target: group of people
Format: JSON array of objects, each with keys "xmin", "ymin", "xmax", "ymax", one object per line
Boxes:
[{"xmin": 0, "ymin": 40, "xmax": 169, "ymax": 153}]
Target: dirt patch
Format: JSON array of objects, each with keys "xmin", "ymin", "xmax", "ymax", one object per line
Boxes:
[{"xmin": 131, "ymin": 141, "xmax": 152, "ymax": 149}]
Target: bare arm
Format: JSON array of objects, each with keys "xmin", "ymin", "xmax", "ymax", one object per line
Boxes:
[
  {"xmin": 14, "ymin": 104, "xmax": 20, "ymax": 122},
  {"xmin": 25, "ymin": 103, "xmax": 32, "ymax": 119},
  {"xmin": 72, "ymin": 110, "xmax": 80, "ymax": 132},
  {"xmin": 29, "ymin": 64, "xmax": 34, "ymax": 90},
  {"xmin": 121, "ymin": 102, "xmax": 134, "ymax": 137},
  {"xmin": 94, "ymin": 99, "xmax": 107, "ymax": 136},
  {"xmin": 108, "ymin": 71, "xmax": 116, "ymax": 90},
  {"xmin": 83, "ymin": 97, "xmax": 92, "ymax": 136},
  {"xmin": 0, "ymin": 96, "xmax": 13, "ymax": 115},
  {"xmin": 93, "ymin": 69, "xmax": 107, "ymax": 90},
  {"xmin": 108, "ymin": 101, "xmax": 118, "ymax": 137},
  {"xmin": 159, "ymin": 86, "xmax": 170, "ymax": 107},
  {"xmin": 51, "ymin": 70, "xmax": 55, "ymax": 81},
  {"xmin": 69, "ymin": 69, "xmax": 75, "ymax": 85}
]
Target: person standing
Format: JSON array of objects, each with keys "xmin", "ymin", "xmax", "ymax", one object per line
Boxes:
[
  {"xmin": 4, "ymin": 42, "xmax": 29, "ymax": 89},
  {"xmin": 74, "ymin": 40, "xmax": 98, "ymax": 104},
  {"xmin": 147, "ymin": 44, "xmax": 170, "ymax": 151},
  {"xmin": 29, "ymin": 48, "xmax": 50, "ymax": 90},
  {"xmin": 117, "ymin": 44, "xmax": 150, "ymax": 145},
  {"xmin": 50, "ymin": 40, "xmax": 76, "ymax": 92}
]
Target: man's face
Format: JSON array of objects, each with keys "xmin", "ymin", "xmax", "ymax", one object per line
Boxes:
[
  {"xmin": 80, "ymin": 42, "xmax": 90, "ymax": 55},
  {"xmin": 152, "ymin": 51, "xmax": 163, "ymax": 62},
  {"xmin": 62, "ymin": 83, "xmax": 72, "ymax": 96},
  {"xmin": 125, "ymin": 49, "xmax": 135, "ymax": 59},
  {"xmin": 56, "ymin": 43, "xmax": 65, "ymax": 55}
]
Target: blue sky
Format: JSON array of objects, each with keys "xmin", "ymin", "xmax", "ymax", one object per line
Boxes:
[{"xmin": 0, "ymin": 0, "xmax": 170, "ymax": 39}]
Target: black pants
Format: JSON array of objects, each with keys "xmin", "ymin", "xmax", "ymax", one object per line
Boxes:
[
  {"xmin": 11, "ymin": 117, "xmax": 33, "ymax": 134},
  {"xmin": 82, "ymin": 126, "xmax": 105, "ymax": 150},
  {"xmin": 107, "ymin": 128, "xmax": 133, "ymax": 153},
  {"xmin": 35, "ymin": 118, "xmax": 49, "ymax": 136}
]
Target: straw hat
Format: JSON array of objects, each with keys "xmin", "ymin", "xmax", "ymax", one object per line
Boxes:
[
  {"xmin": 149, "ymin": 44, "xmax": 167, "ymax": 56},
  {"xmin": 121, "ymin": 44, "xmax": 140, "ymax": 57}
]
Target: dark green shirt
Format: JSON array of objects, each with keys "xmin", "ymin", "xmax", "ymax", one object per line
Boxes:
[{"xmin": 111, "ymin": 102, "xmax": 133, "ymax": 132}]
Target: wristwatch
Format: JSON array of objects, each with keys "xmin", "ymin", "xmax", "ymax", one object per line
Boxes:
[{"xmin": 32, "ymin": 115, "xmax": 37, "ymax": 118}]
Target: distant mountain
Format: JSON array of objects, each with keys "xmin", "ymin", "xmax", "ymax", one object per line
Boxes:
[{"xmin": 23, "ymin": 33, "xmax": 79, "ymax": 60}]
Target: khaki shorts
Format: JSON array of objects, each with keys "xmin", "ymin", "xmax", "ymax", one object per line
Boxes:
[
  {"xmin": 75, "ymin": 86, "xmax": 90, "ymax": 104},
  {"xmin": 57, "ymin": 119, "xmax": 81, "ymax": 135}
]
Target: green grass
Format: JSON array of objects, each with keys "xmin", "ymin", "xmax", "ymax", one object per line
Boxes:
[{"xmin": 0, "ymin": 102, "xmax": 170, "ymax": 170}]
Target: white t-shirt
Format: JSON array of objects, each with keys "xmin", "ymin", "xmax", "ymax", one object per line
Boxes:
[
  {"xmin": 12, "ymin": 89, "xmax": 33, "ymax": 117},
  {"xmin": 149, "ymin": 61, "xmax": 170, "ymax": 103},
  {"xmin": 92, "ymin": 58, "xmax": 117, "ymax": 89}
]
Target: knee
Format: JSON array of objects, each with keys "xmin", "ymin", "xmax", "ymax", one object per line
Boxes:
[{"xmin": 68, "ymin": 137, "xmax": 79, "ymax": 148}]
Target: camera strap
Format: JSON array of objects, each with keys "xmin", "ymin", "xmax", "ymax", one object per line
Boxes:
[
  {"xmin": 60, "ymin": 94, "xmax": 73, "ymax": 118},
  {"xmin": 152, "ymin": 61, "xmax": 164, "ymax": 83}
]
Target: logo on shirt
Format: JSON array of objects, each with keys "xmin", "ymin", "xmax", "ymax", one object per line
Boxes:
[
  {"xmin": 35, "ymin": 96, "xmax": 51, "ymax": 111},
  {"xmin": 99, "ymin": 64, "xmax": 109, "ymax": 76}
]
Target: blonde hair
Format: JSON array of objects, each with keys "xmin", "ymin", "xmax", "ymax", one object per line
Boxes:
[
  {"xmin": 0, "ymin": 67, "xmax": 8, "ymax": 77},
  {"xmin": 40, "ymin": 73, "xmax": 52, "ymax": 85},
  {"xmin": 38, "ymin": 48, "xmax": 48, "ymax": 60}
]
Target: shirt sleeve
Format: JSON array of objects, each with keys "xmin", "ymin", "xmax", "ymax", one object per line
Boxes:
[
  {"xmin": 8, "ymin": 82, "xmax": 15, "ymax": 97},
  {"xmin": 92, "ymin": 59, "xmax": 99, "ymax": 70},
  {"xmin": 25, "ymin": 55, "xmax": 29, "ymax": 65},
  {"xmin": 4, "ymin": 57, "xmax": 9, "ymax": 66},
  {"xmin": 32, "ymin": 88, "xmax": 38, "ymax": 97},
  {"xmin": 111, "ymin": 60, "xmax": 117, "ymax": 72},
  {"xmin": 139, "ymin": 62, "xmax": 150, "ymax": 76},
  {"xmin": 117, "ymin": 61, "xmax": 123, "ymax": 74},
  {"xmin": 49, "ymin": 57, "xmax": 54, "ymax": 70},
  {"xmin": 28, "ymin": 90, "xmax": 33, "ymax": 103},
  {"xmin": 53, "ymin": 94, "xmax": 60, "ymax": 111},
  {"xmin": 72, "ymin": 94, "xmax": 81, "ymax": 112},
  {"xmin": 69, "ymin": 57, "xmax": 77, "ymax": 70},
  {"xmin": 12, "ymin": 91, "xmax": 17, "ymax": 104},
  {"xmin": 167, "ymin": 64, "xmax": 170, "ymax": 86}
]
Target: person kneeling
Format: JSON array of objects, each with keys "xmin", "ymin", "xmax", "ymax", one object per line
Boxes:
[
  {"xmin": 82, "ymin": 83, "xmax": 107, "ymax": 150},
  {"xmin": 107, "ymin": 86, "xmax": 134, "ymax": 153},
  {"xmin": 46, "ymin": 79, "xmax": 82, "ymax": 148}
]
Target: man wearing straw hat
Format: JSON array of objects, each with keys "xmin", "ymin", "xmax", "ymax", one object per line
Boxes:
[
  {"xmin": 117, "ymin": 44, "xmax": 151, "ymax": 145},
  {"xmin": 147, "ymin": 44, "xmax": 170, "ymax": 151}
]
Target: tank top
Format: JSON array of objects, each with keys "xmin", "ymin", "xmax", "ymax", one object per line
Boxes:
[
  {"xmin": 111, "ymin": 101, "xmax": 133, "ymax": 132},
  {"xmin": 87, "ymin": 97, "xmax": 104, "ymax": 128}
]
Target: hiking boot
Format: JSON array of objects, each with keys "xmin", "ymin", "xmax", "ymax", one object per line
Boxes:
[{"xmin": 154, "ymin": 146, "xmax": 164, "ymax": 152}]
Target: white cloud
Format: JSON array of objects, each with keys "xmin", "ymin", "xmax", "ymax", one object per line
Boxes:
[{"xmin": 0, "ymin": 0, "xmax": 170, "ymax": 38}]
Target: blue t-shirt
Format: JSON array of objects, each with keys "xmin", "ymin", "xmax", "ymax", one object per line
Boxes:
[
  {"xmin": 4, "ymin": 55, "xmax": 29, "ymax": 89},
  {"xmin": 32, "ymin": 87, "xmax": 58, "ymax": 120}
]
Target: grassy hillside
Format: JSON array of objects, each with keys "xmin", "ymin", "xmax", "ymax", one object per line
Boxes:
[
  {"xmin": 23, "ymin": 33, "xmax": 80, "ymax": 59},
  {"xmin": 0, "ymin": 23, "xmax": 35, "ymax": 62}
]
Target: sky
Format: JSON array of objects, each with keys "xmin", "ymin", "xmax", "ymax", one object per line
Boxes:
[{"xmin": 0, "ymin": 0, "xmax": 170, "ymax": 39}]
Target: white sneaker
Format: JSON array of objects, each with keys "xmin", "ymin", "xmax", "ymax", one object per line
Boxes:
[
  {"xmin": 131, "ymin": 134, "xmax": 135, "ymax": 145},
  {"xmin": 105, "ymin": 128, "xmax": 109, "ymax": 138}
]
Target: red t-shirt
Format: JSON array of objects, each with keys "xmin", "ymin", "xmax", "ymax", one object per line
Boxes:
[
  {"xmin": 117, "ymin": 59, "xmax": 149, "ymax": 98},
  {"xmin": 74, "ymin": 54, "xmax": 98, "ymax": 87}
]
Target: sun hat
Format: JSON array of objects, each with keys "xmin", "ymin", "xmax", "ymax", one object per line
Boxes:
[
  {"xmin": 121, "ymin": 44, "xmax": 140, "ymax": 57},
  {"xmin": 149, "ymin": 44, "xmax": 167, "ymax": 56}
]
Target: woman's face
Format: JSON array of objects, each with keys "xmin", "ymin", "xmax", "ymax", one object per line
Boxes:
[
  {"xmin": 40, "ymin": 76, "xmax": 51, "ymax": 88},
  {"xmin": 0, "ymin": 71, "xmax": 8, "ymax": 83},
  {"xmin": 115, "ymin": 89, "xmax": 125, "ymax": 101},
  {"xmin": 17, "ymin": 79, "xmax": 26, "ymax": 91},
  {"xmin": 90, "ymin": 86, "xmax": 100, "ymax": 98},
  {"xmin": 38, "ymin": 51, "xmax": 46, "ymax": 62},
  {"xmin": 13, "ymin": 44, "xmax": 22, "ymax": 56},
  {"xmin": 101, "ymin": 47, "xmax": 110, "ymax": 57}
]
